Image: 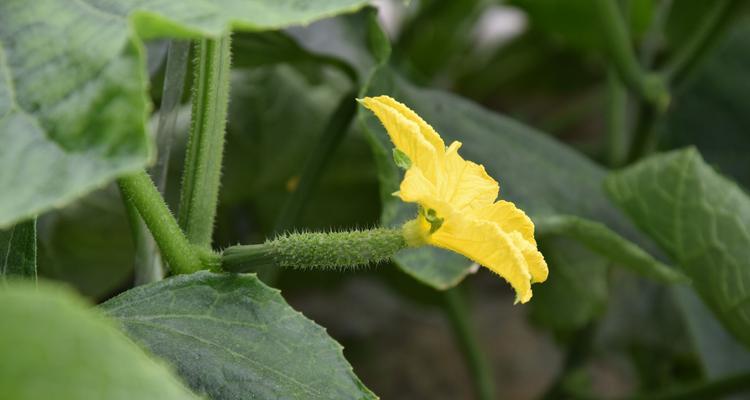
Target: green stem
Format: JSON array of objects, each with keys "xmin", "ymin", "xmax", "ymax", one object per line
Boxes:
[
  {"xmin": 222, "ymin": 228, "xmax": 406, "ymax": 272},
  {"xmin": 178, "ymin": 34, "xmax": 232, "ymax": 248},
  {"xmin": 606, "ymin": 68, "xmax": 628, "ymax": 168},
  {"xmin": 594, "ymin": 0, "xmax": 670, "ymax": 111},
  {"xmin": 628, "ymin": 102, "xmax": 659, "ymax": 162},
  {"xmin": 131, "ymin": 40, "xmax": 191, "ymax": 285},
  {"xmin": 638, "ymin": 0, "xmax": 673, "ymax": 69},
  {"xmin": 273, "ymin": 91, "xmax": 357, "ymax": 233},
  {"xmin": 663, "ymin": 0, "xmax": 735, "ymax": 87},
  {"xmin": 118, "ymin": 172, "xmax": 204, "ymax": 275},
  {"xmin": 442, "ymin": 287, "xmax": 495, "ymax": 400},
  {"xmin": 626, "ymin": 371, "xmax": 750, "ymax": 400}
]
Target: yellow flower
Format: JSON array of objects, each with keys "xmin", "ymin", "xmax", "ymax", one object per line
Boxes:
[{"xmin": 360, "ymin": 95, "xmax": 548, "ymax": 303}]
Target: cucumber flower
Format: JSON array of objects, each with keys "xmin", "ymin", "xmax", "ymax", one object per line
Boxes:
[{"xmin": 360, "ymin": 96, "xmax": 548, "ymax": 303}]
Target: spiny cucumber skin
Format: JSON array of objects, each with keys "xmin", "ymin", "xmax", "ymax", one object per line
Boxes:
[{"xmin": 268, "ymin": 229, "xmax": 406, "ymax": 270}]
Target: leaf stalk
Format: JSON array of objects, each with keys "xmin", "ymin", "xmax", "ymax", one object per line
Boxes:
[{"xmin": 178, "ymin": 34, "xmax": 233, "ymax": 248}]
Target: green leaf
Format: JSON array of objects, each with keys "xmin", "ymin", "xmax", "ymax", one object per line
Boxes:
[
  {"xmin": 222, "ymin": 65, "xmax": 380, "ymax": 233},
  {"xmin": 0, "ymin": 280, "xmax": 200, "ymax": 400},
  {"xmin": 359, "ymin": 66, "xmax": 648, "ymax": 289},
  {"xmin": 536, "ymin": 215, "xmax": 687, "ymax": 284},
  {"xmin": 662, "ymin": 18, "xmax": 750, "ymax": 187},
  {"xmin": 37, "ymin": 187, "xmax": 134, "ymax": 299},
  {"xmin": 530, "ymin": 237, "xmax": 608, "ymax": 335},
  {"xmin": 0, "ymin": 219, "xmax": 36, "ymax": 280},
  {"xmin": 0, "ymin": 0, "xmax": 367, "ymax": 228},
  {"xmin": 673, "ymin": 287, "xmax": 750, "ymax": 378},
  {"xmin": 606, "ymin": 148, "xmax": 750, "ymax": 347},
  {"xmin": 102, "ymin": 271, "xmax": 377, "ymax": 400}
]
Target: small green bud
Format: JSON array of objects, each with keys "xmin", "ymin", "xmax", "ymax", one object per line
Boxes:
[{"xmin": 393, "ymin": 148, "xmax": 412, "ymax": 170}]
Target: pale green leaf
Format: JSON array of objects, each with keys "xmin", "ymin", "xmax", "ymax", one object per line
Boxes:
[
  {"xmin": 0, "ymin": 0, "xmax": 367, "ymax": 228},
  {"xmin": 102, "ymin": 271, "xmax": 377, "ymax": 400},
  {"xmin": 0, "ymin": 280, "xmax": 200, "ymax": 400},
  {"xmin": 607, "ymin": 148, "xmax": 750, "ymax": 347},
  {"xmin": 0, "ymin": 219, "xmax": 36, "ymax": 280}
]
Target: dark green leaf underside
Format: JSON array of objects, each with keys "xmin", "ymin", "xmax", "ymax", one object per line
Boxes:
[{"xmin": 102, "ymin": 272, "xmax": 377, "ymax": 400}]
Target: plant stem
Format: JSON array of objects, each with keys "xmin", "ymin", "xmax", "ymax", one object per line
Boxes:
[
  {"xmin": 273, "ymin": 91, "xmax": 357, "ymax": 233},
  {"xmin": 628, "ymin": 102, "xmax": 659, "ymax": 162},
  {"xmin": 131, "ymin": 40, "xmax": 191, "ymax": 285},
  {"xmin": 118, "ymin": 172, "xmax": 203, "ymax": 275},
  {"xmin": 606, "ymin": 68, "xmax": 628, "ymax": 168},
  {"xmin": 442, "ymin": 287, "xmax": 495, "ymax": 400},
  {"xmin": 222, "ymin": 228, "xmax": 406, "ymax": 273},
  {"xmin": 594, "ymin": 0, "xmax": 669, "ymax": 111},
  {"xmin": 639, "ymin": 0, "xmax": 673, "ymax": 69},
  {"xmin": 178, "ymin": 34, "xmax": 232, "ymax": 249},
  {"xmin": 626, "ymin": 371, "xmax": 750, "ymax": 400},
  {"xmin": 663, "ymin": 0, "xmax": 735, "ymax": 87}
]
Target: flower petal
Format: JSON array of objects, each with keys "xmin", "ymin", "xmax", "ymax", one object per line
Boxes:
[
  {"xmin": 440, "ymin": 141, "xmax": 499, "ymax": 211},
  {"xmin": 474, "ymin": 200, "xmax": 536, "ymax": 245},
  {"xmin": 508, "ymin": 232, "xmax": 548, "ymax": 283},
  {"xmin": 359, "ymin": 96, "xmax": 443, "ymax": 181},
  {"xmin": 429, "ymin": 216, "xmax": 534, "ymax": 303},
  {"xmin": 397, "ymin": 166, "xmax": 437, "ymax": 204}
]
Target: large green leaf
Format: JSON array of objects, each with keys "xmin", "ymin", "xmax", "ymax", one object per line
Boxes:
[
  {"xmin": 672, "ymin": 287, "xmax": 750, "ymax": 378},
  {"xmin": 102, "ymin": 272, "xmax": 377, "ymax": 400},
  {"xmin": 0, "ymin": 0, "xmax": 367, "ymax": 228},
  {"xmin": 662, "ymin": 17, "xmax": 750, "ymax": 187},
  {"xmin": 359, "ymin": 66, "xmax": 653, "ymax": 289},
  {"xmin": 0, "ymin": 281, "xmax": 199, "ymax": 400},
  {"xmin": 221, "ymin": 65, "xmax": 380, "ymax": 236},
  {"xmin": 37, "ymin": 187, "xmax": 134, "ymax": 299},
  {"xmin": 606, "ymin": 148, "xmax": 750, "ymax": 347},
  {"xmin": 0, "ymin": 219, "xmax": 36, "ymax": 280}
]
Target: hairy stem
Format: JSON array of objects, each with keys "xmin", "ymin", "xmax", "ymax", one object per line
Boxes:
[
  {"xmin": 594, "ymin": 0, "xmax": 669, "ymax": 111},
  {"xmin": 118, "ymin": 172, "xmax": 204, "ymax": 275},
  {"xmin": 131, "ymin": 40, "xmax": 191, "ymax": 285},
  {"xmin": 443, "ymin": 287, "xmax": 495, "ymax": 400},
  {"xmin": 178, "ymin": 34, "xmax": 232, "ymax": 248},
  {"xmin": 222, "ymin": 228, "xmax": 406, "ymax": 272}
]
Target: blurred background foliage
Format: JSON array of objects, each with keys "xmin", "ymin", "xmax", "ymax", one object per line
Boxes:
[{"xmin": 34, "ymin": 0, "xmax": 750, "ymax": 398}]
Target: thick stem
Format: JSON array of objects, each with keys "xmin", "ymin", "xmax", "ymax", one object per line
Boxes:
[
  {"xmin": 443, "ymin": 287, "xmax": 495, "ymax": 400},
  {"xmin": 178, "ymin": 34, "xmax": 232, "ymax": 248},
  {"xmin": 118, "ymin": 172, "xmax": 204, "ymax": 275},
  {"xmin": 131, "ymin": 40, "xmax": 191, "ymax": 285},
  {"xmin": 594, "ymin": 0, "xmax": 670, "ymax": 111},
  {"xmin": 663, "ymin": 0, "xmax": 735, "ymax": 87},
  {"xmin": 222, "ymin": 228, "xmax": 406, "ymax": 272}
]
